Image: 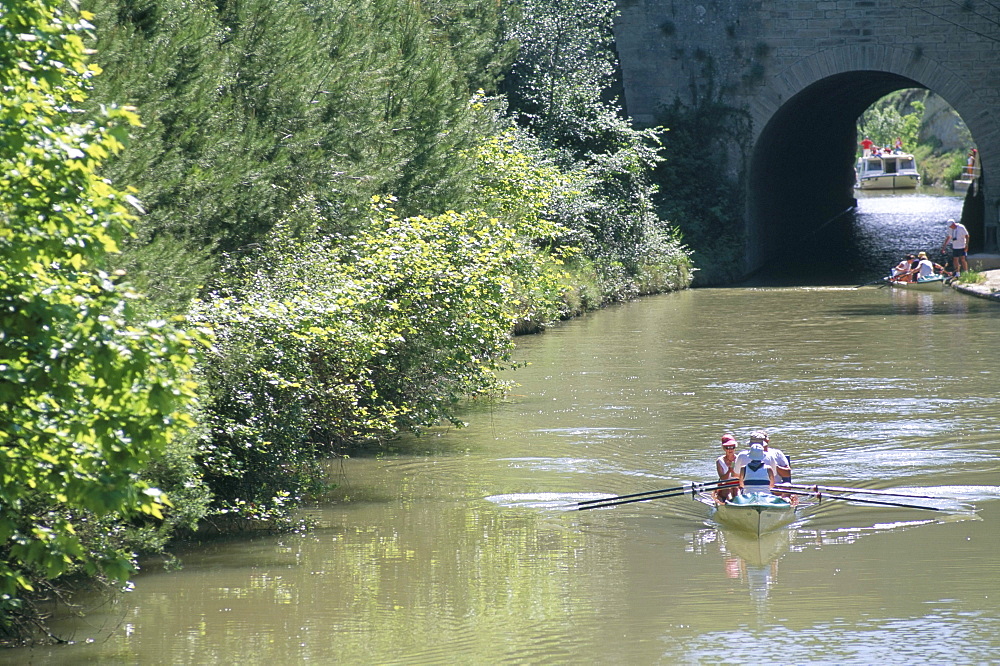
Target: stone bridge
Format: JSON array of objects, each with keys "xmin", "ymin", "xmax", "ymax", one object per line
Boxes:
[{"xmin": 613, "ymin": 0, "xmax": 1000, "ymax": 275}]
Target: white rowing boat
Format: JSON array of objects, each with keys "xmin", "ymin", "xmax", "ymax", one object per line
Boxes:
[
  {"xmin": 885, "ymin": 275, "xmax": 946, "ymax": 292},
  {"xmin": 700, "ymin": 492, "xmax": 799, "ymax": 536}
]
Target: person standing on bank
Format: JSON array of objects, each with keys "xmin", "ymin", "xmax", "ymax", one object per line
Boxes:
[{"xmin": 941, "ymin": 218, "xmax": 970, "ymax": 276}]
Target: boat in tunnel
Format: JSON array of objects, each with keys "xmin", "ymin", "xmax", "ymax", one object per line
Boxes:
[{"xmin": 855, "ymin": 152, "xmax": 921, "ymax": 190}]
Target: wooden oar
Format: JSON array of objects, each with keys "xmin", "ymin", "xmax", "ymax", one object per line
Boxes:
[
  {"xmin": 576, "ymin": 480, "xmax": 738, "ymax": 511},
  {"xmin": 777, "ymin": 487, "xmax": 945, "ymax": 511},
  {"xmin": 574, "ymin": 479, "xmax": 738, "ymax": 508},
  {"xmin": 781, "ymin": 483, "xmax": 944, "ymax": 500}
]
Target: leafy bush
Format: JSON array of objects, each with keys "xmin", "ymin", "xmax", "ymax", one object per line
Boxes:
[
  {"xmin": 190, "ymin": 193, "xmax": 568, "ymax": 520},
  {"xmin": 0, "ymin": 0, "xmax": 204, "ymax": 633},
  {"xmin": 500, "ymin": 0, "xmax": 692, "ymax": 300}
]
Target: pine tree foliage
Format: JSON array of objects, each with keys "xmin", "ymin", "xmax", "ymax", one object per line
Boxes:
[{"xmin": 82, "ymin": 0, "xmax": 513, "ymax": 249}]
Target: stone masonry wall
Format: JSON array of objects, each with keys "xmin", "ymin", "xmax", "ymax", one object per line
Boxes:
[{"xmin": 613, "ymin": 0, "xmax": 1000, "ymax": 255}]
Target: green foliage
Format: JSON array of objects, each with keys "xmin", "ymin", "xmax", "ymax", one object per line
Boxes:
[
  {"xmin": 0, "ymin": 0, "xmax": 204, "ymax": 629},
  {"xmin": 858, "ymin": 97, "xmax": 922, "ymax": 152},
  {"xmin": 503, "ymin": 0, "xmax": 619, "ymax": 149},
  {"xmin": 500, "ymin": 0, "xmax": 692, "ymax": 300},
  {"xmin": 81, "ymin": 0, "xmax": 512, "ymax": 270},
  {"xmin": 0, "ymin": 0, "xmax": 691, "ymax": 639},
  {"xmin": 955, "ymin": 267, "xmax": 986, "ymax": 285},
  {"xmin": 190, "ymin": 193, "xmax": 567, "ymax": 520}
]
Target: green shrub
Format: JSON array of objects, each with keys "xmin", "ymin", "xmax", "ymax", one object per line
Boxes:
[
  {"xmin": 1, "ymin": 0, "xmax": 204, "ymax": 632},
  {"xmin": 190, "ymin": 193, "xmax": 568, "ymax": 520}
]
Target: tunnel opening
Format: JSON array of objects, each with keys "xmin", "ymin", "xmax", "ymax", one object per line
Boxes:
[
  {"xmin": 746, "ymin": 73, "xmax": 990, "ymax": 285},
  {"xmin": 746, "ymin": 71, "xmax": 930, "ymax": 280},
  {"xmin": 744, "ymin": 71, "xmax": 987, "ymax": 286}
]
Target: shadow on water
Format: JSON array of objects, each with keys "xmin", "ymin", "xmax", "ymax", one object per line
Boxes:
[{"xmin": 738, "ymin": 190, "xmax": 963, "ymax": 287}]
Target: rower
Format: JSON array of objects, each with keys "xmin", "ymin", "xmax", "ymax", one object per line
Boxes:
[
  {"xmin": 715, "ymin": 434, "xmax": 739, "ymax": 502},
  {"xmin": 734, "ymin": 430, "xmax": 791, "ymax": 483},
  {"xmin": 760, "ymin": 433, "xmax": 792, "ymax": 484},
  {"xmin": 891, "ymin": 254, "xmax": 915, "ymax": 282},
  {"xmin": 739, "ymin": 444, "xmax": 774, "ymax": 495}
]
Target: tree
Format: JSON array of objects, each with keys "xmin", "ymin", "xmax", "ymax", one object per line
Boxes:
[
  {"xmin": 858, "ymin": 96, "xmax": 923, "ymax": 151},
  {"xmin": 500, "ymin": 0, "xmax": 690, "ymax": 300},
  {"xmin": 0, "ymin": 0, "xmax": 203, "ymax": 631}
]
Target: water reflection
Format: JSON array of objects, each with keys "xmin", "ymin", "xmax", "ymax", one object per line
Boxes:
[
  {"xmin": 751, "ymin": 192, "xmax": 964, "ymax": 285},
  {"xmin": 8, "ymin": 227, "xmax": 1000, "ymax": 663},
  {"xmin": 688, "ymin": 527, "xmax": 790, "ymax": 607},
  {"xmin": 680, "ymin": 485, "xmax": 988, "ymax": 613}
]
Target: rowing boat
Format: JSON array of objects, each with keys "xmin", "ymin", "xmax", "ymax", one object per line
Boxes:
[
  {"xmin": 885, "ymin": 275, "xmax": 946, "ymax": 292},
  {"xmin": 704, "ymin": 492, "xmax": 798, "ymax": 536}
]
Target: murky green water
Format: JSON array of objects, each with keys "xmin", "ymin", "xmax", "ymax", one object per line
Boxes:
[{"xmin": 10, "ymin": 196, "xmax": 1000, "ymax": 665}]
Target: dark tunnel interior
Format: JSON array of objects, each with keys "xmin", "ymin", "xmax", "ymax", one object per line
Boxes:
[{"xmin": 746, "ymin": 71, "xmax": 933, "ymax": 281}]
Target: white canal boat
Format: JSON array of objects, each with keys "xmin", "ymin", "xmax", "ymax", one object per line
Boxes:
[{"xmin": 855, "ymin": 153, "xmax": 921, "ymax": 190}]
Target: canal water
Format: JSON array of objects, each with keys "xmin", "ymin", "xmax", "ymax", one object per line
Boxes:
[{"xmin": 11, "ymin": 193, "xmax": 1000, "ymax": 665}]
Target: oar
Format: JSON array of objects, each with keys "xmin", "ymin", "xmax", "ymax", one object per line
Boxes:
[
  {"xmin": 781, "ymin": 483, "xmax": 944, "ymax": 500},
  {"xmin": 576, "ymin": 480, "xmax": 738, "ymax": 511},
  {"xmin": 855, "ymin": 276, "xmax": 889, "ymax": 288},
  {"xmin": 777, "ymin": 487, "xmax": 944, "ymax": 512},
  {"xmin": 574, "ymin": 479, "xmax": 738, "ymax": 507}
]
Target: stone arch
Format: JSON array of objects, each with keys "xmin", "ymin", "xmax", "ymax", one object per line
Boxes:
[{"xmin": 744, "ymin": 45, "xmax": 998, "ymax": 273}]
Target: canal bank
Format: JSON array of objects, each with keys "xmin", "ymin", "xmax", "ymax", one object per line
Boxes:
[{"xmin": 952, "ymin": 254, "xmax": 1000, "ymax": 302}]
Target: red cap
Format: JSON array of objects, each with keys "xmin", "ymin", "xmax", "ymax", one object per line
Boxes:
[{"xmin": 721, "ymin": 434, "xmax": 736, "ymax": 443}]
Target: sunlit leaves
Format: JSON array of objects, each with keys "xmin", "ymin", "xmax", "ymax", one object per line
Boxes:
[
  {"xmin": 189, "ymin": 192, "xmax": 570, "ymax": 519},
  {"xmin": 0, "ymin": 0, "xmax": 204, "ymax": 627},
  {"xmin": 859, "ymin": 97, "xmax": 923, "ymax": 150}
]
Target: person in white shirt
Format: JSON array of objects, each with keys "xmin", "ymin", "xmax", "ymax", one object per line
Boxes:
[
  {"xmin": 891, "ymin": 254, "xmax": 915, "ymax": 281},
  {"xmin": 914, "ymin": 251, "xmax": 936, "ymax": 280},
  {"xmin": 762, "ymin": 438, "xmax": 791, "ymax": 484},
  {"xmin": 714, "ymin": 434, "xmax": 739, "ymax": 501},
  {"xmin": 739, "ymin": 444, "xmax": 774, "ymax": 495},
  {"xmin": 941, "ymin": 218, "xmax": 970, "ymax": 275},
  {"xmin": 733, "ymin": 430, "xmax": 791, "ymax": 482}
]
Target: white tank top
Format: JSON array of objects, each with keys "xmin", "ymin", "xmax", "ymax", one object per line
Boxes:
[{"xmin": 742, "ymin": 461, "xmax": 771, "ymax": 493}]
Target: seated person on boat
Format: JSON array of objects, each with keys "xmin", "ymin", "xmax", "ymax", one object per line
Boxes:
[
  {"xmin": 889, "ymin": 251, "xmax": 951, "ymax": 284},
  {"xmin": 734, "ymin": 430, "xmax": 791, "ymax": 482},
  {"xmin": 914, "ymin": 252, "xmax": 938, "ymax": 281},
  {"xmin": 891, "ymin": 254, "xmax": 917, "ymax": 282},
  {"xmin": 739, "ymin": 444, "xmax": 774, "ymax": 495},
  {"xmin": 715, "ymin": 434, "xmax": 739, "ymax": 501}
]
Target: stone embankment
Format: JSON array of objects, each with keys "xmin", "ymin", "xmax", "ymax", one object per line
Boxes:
[{"xmin": 952, "ymin": 255, "xmax": 1000, "ymax": 302}]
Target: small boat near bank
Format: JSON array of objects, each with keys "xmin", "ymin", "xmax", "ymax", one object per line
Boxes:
[
  {"xmin": 885, "ymin": 275, "xmax": 946, "ymax": 292},
  {"xmin": 855, "ymin": 153, "xmax": 921, "ymax": 190}
]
